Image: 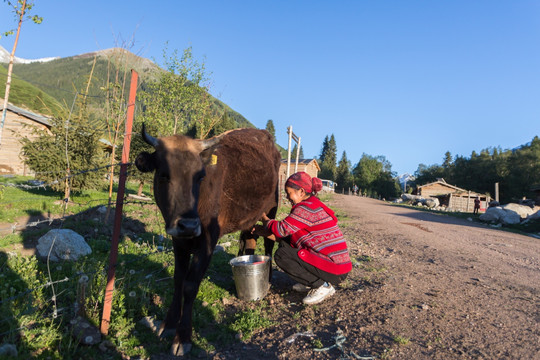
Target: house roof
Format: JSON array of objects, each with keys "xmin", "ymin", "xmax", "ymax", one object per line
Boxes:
[
  {"xmin": 417, "ymin": 179, "xmax": 467, "ymax": 192},
  {"xmin": 6, "ymin": 103, "xmax": 52, "ymax": 127},
  {"xmin": 280, "ymin": 158, "xmax": 321, "ymax": 171},
  {"xmin": 418, "ymin": 179, "xmax": 486, "ymax": 197}
]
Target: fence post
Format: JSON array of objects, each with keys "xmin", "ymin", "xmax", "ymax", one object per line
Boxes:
[{"xmin": 100, "ymin": 69, "xmax": 138, "ymax": 335}]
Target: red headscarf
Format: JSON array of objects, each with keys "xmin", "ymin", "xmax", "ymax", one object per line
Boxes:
[{"xmin": 285, "ymin": 172, "xmax": 323, "ymax": 194}]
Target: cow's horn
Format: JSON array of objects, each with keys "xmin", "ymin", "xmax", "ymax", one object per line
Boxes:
[
  {"xmin": 141, "ymin": 123, "xmax": 158, "ymax": 147},
  {"xmin": 200, "ymin": 136, "xmax": 221, "ymax": 151}
]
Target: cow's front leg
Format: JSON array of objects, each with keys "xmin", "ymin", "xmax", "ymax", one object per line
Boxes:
[
  {"xmin": 159, "ymin": 243, "xmax": 189, "ymax": 338},
  {"xmin": 171, "ymin": 243, "xmax": 215, "ymax": 356}
]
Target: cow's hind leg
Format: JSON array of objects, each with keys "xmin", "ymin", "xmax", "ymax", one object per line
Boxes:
[
  {"xmin": 263, "ymin": 205, "xmax": 278, "ymax": 257},
  {"xmin": 263, "ymin": 205, "xmax": 278, "ymax": 281},
  {"xmin": 238, "ymin": 230, "xmax": 258, "ymax": 256}
]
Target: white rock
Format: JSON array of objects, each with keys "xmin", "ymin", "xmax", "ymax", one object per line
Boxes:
[
  {"xmin": 525, "ymin": 210, "xmax": 540, "ymax": 221},
  {"xmin": 479, "ymin": 207, "xmax": 505, "ymax": 222},
  {"xmin": 502, "ymin": 203, "xmax": 536, "ymax": 219},
  {"xmin": 36, "ymin": 229, "xmax": 91, "ymax": 262}
]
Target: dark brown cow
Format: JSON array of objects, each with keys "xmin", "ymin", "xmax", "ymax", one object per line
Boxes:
[{"xmin": 135, "ymin": 125, "xmax": 280, "ymax": 356}]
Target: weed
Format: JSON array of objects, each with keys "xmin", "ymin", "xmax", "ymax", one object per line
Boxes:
[
  {"xmin": 393, "ymin": 334, "xmax": 410, "ymax": 345},
  {"xmin": 231, "ymin": 307, "xmax": 274, "ymax": 340},
  {"xmin": 312, "ymin": 338, "xmax": 324, "ymax": 349}
]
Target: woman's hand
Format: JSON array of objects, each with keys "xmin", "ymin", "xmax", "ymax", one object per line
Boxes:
[
  {"xmin": 261, "ymin": 212, "xmax": 270, "ymax": 225},
  {"xmin": 250, "ymin": 223, "xmax": 277, "ymax": 241}
]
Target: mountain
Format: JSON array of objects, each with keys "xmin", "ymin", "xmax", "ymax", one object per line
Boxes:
[
  {"xmin": 0, "ymin": 46, "xmax": 253, "ymax": 129},
  {"xmin": 0, "ymin": 45, "xmax": 59, "ymax": 64},
  {"xmin": 0, "ymin": 64, "xmax": 63, "ymax": 116}
]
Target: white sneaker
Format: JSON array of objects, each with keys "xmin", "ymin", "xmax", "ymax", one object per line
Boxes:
[
  {"xmin": 292, "ymin": 283, "xmax": 311, "ymax": 292},
  {"xmin": 302, "ymin": 283, "xmax": 335, "ymax": 305}
]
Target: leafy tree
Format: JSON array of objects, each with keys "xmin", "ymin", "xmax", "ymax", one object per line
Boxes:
[
  {"xmin": 139, "ymin": 45, "xmax": 217, "ymax": 138},
  {"xmin": 353, "ymin": 154, "xmax": 383, "ymax": 192},
  {"xmin": 265, "ymin": 119, "xmax": 275, "ymax": 141},
  {"xmin": 353, "ymin": 153, "xmax": 398, "ymax": 198},
  {"xmin": 209, "ymin": 111, "xmax": 236, "ymax": 137},
  {"xmin": 506, "ymin": 136, "xmax": 540, "ymax": 201},
  {"xmin": 373, "ymin": 171, "xmax": 401, "ymax": 199},
  {"xmin": 335, "ymin": 151, "xmax": 353, "ymax": 192},
  {"xmin": 133, "ymin": 45, "xmax": 223, "ymax": 193},
  {"xmin": 20, "ymin": 110, "xmax": 107, "ymax": 194},
  {"xmin": 319, "ymin": 134, "xmax": 337, "ymax": 180}
]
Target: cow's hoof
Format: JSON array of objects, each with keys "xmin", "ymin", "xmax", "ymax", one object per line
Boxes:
[
  {"xmin": 171, "ymin": 341, "xmax": 192, "ymax": 357},
  {"xmin": 157, "ymin": 323, "xmax": 176, "ymax": 338}
]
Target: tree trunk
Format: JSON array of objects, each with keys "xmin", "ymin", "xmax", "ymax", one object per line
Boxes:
[{"xmin": 0, "ymin": 0, "xmax": 27, "ymax": 146}]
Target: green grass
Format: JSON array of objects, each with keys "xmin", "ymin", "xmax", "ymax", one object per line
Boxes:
[
  {"xmin": 393, "ymin": 334, "xmax": 410, "ymax": 345},
  {"xmin": 0, "ymin": 178, "xmax": 292, "ymax": 358}
]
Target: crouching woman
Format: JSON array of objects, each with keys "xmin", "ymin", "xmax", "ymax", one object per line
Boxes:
[{"xmin": 254, "ymin": 172, "xmax": 352, "ymax": 305}]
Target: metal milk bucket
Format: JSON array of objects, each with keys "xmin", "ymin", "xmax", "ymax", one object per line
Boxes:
[{"xmin": 229, "ymin": 255, "xmax": 271, "ymax": 301}]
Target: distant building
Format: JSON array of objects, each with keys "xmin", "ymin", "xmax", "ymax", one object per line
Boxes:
[
  {"xmin": 0, "ymin": 103, "xmax": 52, "ymax": 175},
  {"xmin": 416, "ymin": 178, "xmax": 490, "ymax": 213},
  {"xmin": 0, "ymin": 101, "xmax": 113, "ymax": 176},
  {"xmin": 279, "ymin": 159, "xmax": 320, "ymax": 190}
]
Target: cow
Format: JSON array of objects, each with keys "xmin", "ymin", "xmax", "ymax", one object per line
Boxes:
[{"xmin": 135, "ymin": 125, "xmax": 280, "ymax": 356}]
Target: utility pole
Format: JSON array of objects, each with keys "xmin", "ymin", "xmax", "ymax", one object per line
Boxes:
[
  {"xmin": 286, "ymin": 126, "xmax": 301, "ymax": 179},
  {"xmin": 0, "ymin": 0, "xmax": 27, "ymax": 146}
]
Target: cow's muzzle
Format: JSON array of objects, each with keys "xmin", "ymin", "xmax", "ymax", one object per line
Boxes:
[{"xmin": 166, "ymin": 217, "xmax": 202, "ymax": 238}]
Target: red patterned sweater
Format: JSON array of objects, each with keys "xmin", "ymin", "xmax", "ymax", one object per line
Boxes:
[{"xmin": 266, "ymin": 196, "xmax": 352, "ymax": 275}]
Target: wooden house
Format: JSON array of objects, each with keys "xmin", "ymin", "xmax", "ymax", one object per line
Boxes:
[
  {"xmin": 0, "ymin": 103, "xmax": 52, "ymax": 175},
  {"xmin": 279, "ymin": 159, "xmax": 320, "ymax": 190},
  {"xmin": 417, "ymin": 178, "xmax": 490, "ymax": 213}
]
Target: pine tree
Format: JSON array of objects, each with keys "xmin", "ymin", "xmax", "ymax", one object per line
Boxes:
[
  {"xmin": 265, "ymin": 119, "xmax": 275, "ymax": 141},
  {"xmin": 319, "ymin": 135, "xmax": 329, "ymax": 163},
  {"xmin": 319, "ymin": 134, "xmax": 337, "ymax": 180},
  {"xmin": 336, "ymin": 151, "xmax": 353, "ymax": 192}
]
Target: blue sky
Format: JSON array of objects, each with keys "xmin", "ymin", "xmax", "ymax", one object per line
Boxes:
[{"xmin": 1, "ymin": 0, "xmax": 539, "ymax": 175}]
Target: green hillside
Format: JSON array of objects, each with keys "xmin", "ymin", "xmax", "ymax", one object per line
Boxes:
[
  {"xmin": 5, "ymin": 49, "xmax": 253, "ymax": 129},
  {"xmin": 0, "ymin": 64, "xmax": 63, "ymax": 117}
]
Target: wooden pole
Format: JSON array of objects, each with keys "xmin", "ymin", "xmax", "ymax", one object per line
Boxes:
[
  {"xmin": 294, "ymin": 136, "xmax": 301, "ymax": 173},
  {"xmin": 100, "ymin": 70, "xmax": 138, "ymax": 335},
  {"xmin": 0, "ymin": 0, "xmax": 27, "ymax": 146},
  {"xmin": 286, "ymin": 126, "xmax": 292, "ymax": 179}
]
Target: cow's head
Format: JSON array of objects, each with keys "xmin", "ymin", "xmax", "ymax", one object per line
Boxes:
[{"xmin": 135, "ymin": 124, "xmax": 220, "ymax": 238}]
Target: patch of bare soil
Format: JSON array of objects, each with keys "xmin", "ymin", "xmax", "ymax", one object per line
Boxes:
[{"xmin": 207, "ymin": 195, "xmax": 539, "ymax": 359}]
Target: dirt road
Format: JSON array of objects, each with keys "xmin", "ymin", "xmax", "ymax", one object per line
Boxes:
[{"xmin": 220, "ymin": 194, "xmax": 539, "ymax": 359}]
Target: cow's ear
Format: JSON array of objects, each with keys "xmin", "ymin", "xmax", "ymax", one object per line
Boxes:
[
  {"xmin": 135, "ymin": 151, "xmax": 157, "ymax": 172},
  {"xmin": 200, "ymin": 148, "xmax": 218, "ymax": 167}
]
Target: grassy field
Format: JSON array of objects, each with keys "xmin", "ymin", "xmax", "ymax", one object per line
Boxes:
[{"xmin": 0, "ymin": 176, "xmax": 302, "ymax": 359}]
